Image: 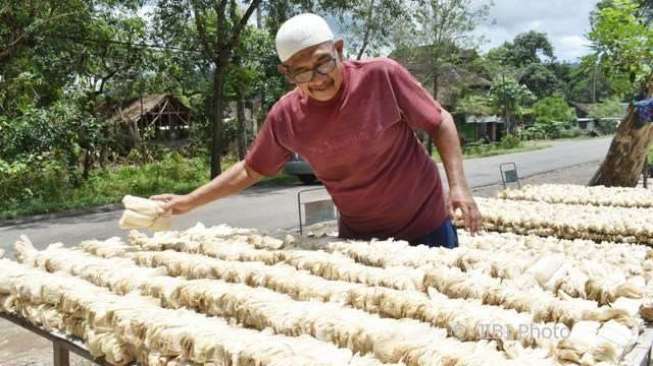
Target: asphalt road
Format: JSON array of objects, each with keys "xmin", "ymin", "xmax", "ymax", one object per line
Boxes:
[{"xmin": 0, "ymin": 136, "xmax": 612, "ymax": 257}]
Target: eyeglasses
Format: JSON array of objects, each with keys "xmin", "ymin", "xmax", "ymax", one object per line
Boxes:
[{"xmin": 286, "ymin": 55, "xmax": 338, "ymax": 84}]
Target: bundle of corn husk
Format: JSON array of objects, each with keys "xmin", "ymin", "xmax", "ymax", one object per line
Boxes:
[
  {"xmin": 96, "ymin": 236, "xmax": 649, "ymax": 363},
  {"xmin": 499, "ymin": 184, "xmax": 653, "ymax": 208},
  {"xmin": 466, "ymin": 197, "xmax": 653, "ymax": 245},
  {"xmin": 128, "ymin": 228, "xmax": 649, "ymax": 323},
  {"xmin": 327, "ymin": 237, "xmax": 649, "ymax": 308},
  {"xmin": 15, "ymin": 239, "xmax": 566, "ymax": 361},
  {"xmin": 122, "ymin": 241, "xmax": 640, "ymax": 345},
  {"xmin": 0, "ymin": 255, "xmax": 392, "ymax": 366},
  {"xmin": 119, "ymin": 195, "xmax": 172, "ymax": 231}
]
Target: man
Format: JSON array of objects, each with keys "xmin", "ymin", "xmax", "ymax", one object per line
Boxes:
[{"xmin": 153, "ymin": 13, "xmax": 480, "ymax": 248}]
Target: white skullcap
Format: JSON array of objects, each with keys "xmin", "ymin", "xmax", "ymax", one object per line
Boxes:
[{"xmin": 275, "ymin": 13, "xmax": 334, "ymax": 62}]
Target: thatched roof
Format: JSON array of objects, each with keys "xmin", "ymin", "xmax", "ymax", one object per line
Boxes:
[
  {"xmin": 104, "ymin": 94, "xmax": 191, "ymax": 125},
  {"xmin": 466, "ymin": 115, "xmax": 503, "ymax": 124}
]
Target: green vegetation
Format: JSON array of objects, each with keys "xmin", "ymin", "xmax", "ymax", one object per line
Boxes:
[
  {"xmin": 0, "ymin": 152, "xmax": 295, "ymax": 220},
  {"xmin": 2, "ymin": 0, "xmax": 649, "ymax": 218}
]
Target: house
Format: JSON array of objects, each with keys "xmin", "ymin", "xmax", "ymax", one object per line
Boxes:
[
  {"xmin": 463, "ymin": 115, "xmax": 505, "ymax": 142},
  {"xmin": 103, "ymin": 94, "xmax": 193, "ymax": 148}
]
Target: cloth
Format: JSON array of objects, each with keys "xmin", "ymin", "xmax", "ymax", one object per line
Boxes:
[
  {"xmin": 245, "ymin": 58, "xmax": 447, "ymax": 242},
  {"xmin": 275, "ymin": 13, "xmax": 334, "ymax": 62},
  {"xmin": 635, "ymin": 98, "xmax": 653, "ymax": 127},
  {"xmin": 410, "ymin": 219, "xmax": 459, "ymax": 248}
]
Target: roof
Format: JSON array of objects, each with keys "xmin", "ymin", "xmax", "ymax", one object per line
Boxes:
[
  {"xmin": 105, "ymin": 94, "xmax": 191, "ymax": 124},
  {"xmin": 466, "ymin": 115, "xmax": 504, "ymax": 124}
]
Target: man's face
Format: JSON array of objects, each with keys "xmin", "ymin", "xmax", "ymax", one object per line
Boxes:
[{"xmin": 280, "ymin": 40, "xmax": 345, "ymax": 102}]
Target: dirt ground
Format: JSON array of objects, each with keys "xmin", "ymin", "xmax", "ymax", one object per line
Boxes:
[{"xmin": 0, "ymin": 160, "xmax": 612, "ymax": 366}]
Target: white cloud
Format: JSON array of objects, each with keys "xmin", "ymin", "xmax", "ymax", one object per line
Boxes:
[{"xmin": 472, "ymin": 0, "xmax": 599, "ymax": 62}]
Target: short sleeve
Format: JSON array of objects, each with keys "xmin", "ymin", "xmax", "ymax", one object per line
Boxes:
[
  {"xmin": 245, "ymin": 113, "xmax": 292, "ymax": 176},
  {"xmin": 388, "ymin": 60, "xmax": 444, "ymax": 136}
]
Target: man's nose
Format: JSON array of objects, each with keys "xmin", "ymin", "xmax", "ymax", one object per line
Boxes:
[{"xmin": 310, "ymin": 72, "xmax": 329, "ymax": 84}]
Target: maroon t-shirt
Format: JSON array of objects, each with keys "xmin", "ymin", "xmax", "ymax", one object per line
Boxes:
[{"xmin": 245, "ymin": 58, "xmax": 447, "ymax": 241}]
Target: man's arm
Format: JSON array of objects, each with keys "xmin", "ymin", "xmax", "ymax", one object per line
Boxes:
[
  {"xmin": 151, "ymin": 160, "xmax": 263, "ymax": 215},
  {"xmin": 432, "ymin": 109, "xmax": 481, "ymax": 233}
]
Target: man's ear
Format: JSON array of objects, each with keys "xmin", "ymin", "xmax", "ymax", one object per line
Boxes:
[{"xmin": 334, "ymin": 39, "xmax": 345, "ymax": 60}]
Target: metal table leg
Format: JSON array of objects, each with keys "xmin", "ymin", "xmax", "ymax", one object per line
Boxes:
[{"xmin": 54, "ymin": 341, "xmax": 70, "ymax": 366}]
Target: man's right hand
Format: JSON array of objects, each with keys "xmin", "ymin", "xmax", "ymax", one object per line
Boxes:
[{"xmin": 150, "ymin": 194, "xmax": 196, "ymax": 215}]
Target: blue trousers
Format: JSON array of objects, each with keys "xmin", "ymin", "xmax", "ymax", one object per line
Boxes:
[{"xmin": 411, "ymin": 219, "xmax": 459, "ymax": 248}]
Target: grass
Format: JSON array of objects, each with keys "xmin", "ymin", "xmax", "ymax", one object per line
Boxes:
[
  {"xmin": 0, "ymin": 135, "xmax": 593, "ymax": 221},
  {"xmin": 0, "ymin": 153, "xmax": 300, "ymax": 221}
]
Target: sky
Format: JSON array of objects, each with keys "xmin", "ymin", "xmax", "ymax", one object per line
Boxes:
[{"xmin": 471, "ymin": 0, "xmax": 600, "ymax": 62}]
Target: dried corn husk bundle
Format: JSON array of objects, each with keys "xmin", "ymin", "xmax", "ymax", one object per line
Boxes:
[
  {"xmin": 80, "ymin": 236, "xmax": 135, "ymax": 258},
  {"xmin": 17, "ymin": 239, "xmax": 570, "ymax": 363},
  {"xmin": 131, "ymin": 230, "xmax": 426, "ymax": 292},
  {"xmin": 129, "ymin": 230, "xmax": 285, "ymax": 265},
  {"xmin": 123, "ymin": 244, "xmax": 645, "ymax": 364},
  {"xmin": 0, "ymin": 259, "xmax": 134, "ymax": 365},
  {"xmin": 328, "ymin": 238, "xmax": 647, "ymax": 307},
  {"xmin": 119, "ymin": 195, "xmax": 172, "ymax": 231},
  {"xmin": 458, "ymin": 231, "xmax": 652, "ymax": 280},
  {"xmin": 131, "ymin": 222, "xmax": 285, "ymax": 250},
  {"xmin": 467, "ymin": 197, "xmax": 653, "ymax": 245},
  {"xmin": 0, "ymin": 258, "xmax": 388, "ymax": 366},
  {"xmin": 126, "ymin": 235, "xmax": 642, "ymax": 329},
  {"xmin": 89, "ymin": 236, "xmax": 644, "ymax": 364},
  {"xmin": 499, "ymin": 184, "xmax": 653, "ymax": 208}
]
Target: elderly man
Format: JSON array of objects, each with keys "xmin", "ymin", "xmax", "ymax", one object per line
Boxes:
[{"xmin": 153, "ymin": 13, "xmax": 480, "ymax": 248}]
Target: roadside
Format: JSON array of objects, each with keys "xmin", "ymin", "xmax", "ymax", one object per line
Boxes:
[
  {"xmin": 0, "ymin": 136, "xmax": 608, "ymax": 225},
  {"xmin": 0, "ymin": 159, "xmax": 606, "ymax": 366}
]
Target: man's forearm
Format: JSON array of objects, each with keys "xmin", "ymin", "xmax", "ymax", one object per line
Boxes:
[
  {"xmin": 432, "ymin": 110, "xmax": 469, "ymax": 190},
  {"xmin": 187, "ymin": 160, "xmax": 263, "ymax": 208}
]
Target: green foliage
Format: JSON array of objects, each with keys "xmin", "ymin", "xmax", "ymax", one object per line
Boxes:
[
  {"xmin": 589, "ymin": 0, "xmax": 653, "ymax": 91},
  {"xmin": 588, "ymin": 96, "xmax": 627, "ymax": 119},
  {"xmin": 455, "ymin": 95, "xmax": 493, "ymax": 115},
  {"xmin": 335, "ymin": 0, "xmax": 411, "ymax": 59},
  {"xmin": 0, "ymin": 102, "xmax": 104, "ymax": 169},
  {"xmin": 532, "ymin": 95, "xmax": 576, "ymax": 124},
  {"xmin": 519, "ymin": 63, "xmax": 562, "ymax": 98},
  {"xmin": 489, "ymin": 76, "xmax": 535, "ymax": 130},
  {"xmin": 487, "ymin": 31, "xmax": 554, "ymax": 68},
  {"xmin": 0, "ymin": 151, "xmax": 210, "ymax": 219},
  {"xmin": 499, "ymin": 134, "xmax": 522, "ymax": 149}
]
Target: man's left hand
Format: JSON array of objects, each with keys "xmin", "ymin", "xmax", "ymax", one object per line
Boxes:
[{"xmin": 447, "ymin": 186, "xmax": 481, "ymax": 234}]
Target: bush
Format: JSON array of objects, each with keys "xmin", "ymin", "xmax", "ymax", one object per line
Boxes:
[
  {"xmin": 558, "ymin": 127, "xmax": 585, "ymax": 139},
  {"xmin": 0, "ymin": 151, "xmax": 210, "ymax": 218},
  {"xmin": 500, "ymin": 134, "xmax": 522, "ymax": 149},
  {"xmin": 0, "ymin": 155, "xmax": 72, "ymax": 211}
]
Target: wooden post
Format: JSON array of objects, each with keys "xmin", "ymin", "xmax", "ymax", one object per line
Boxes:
[{"xmin": 53, "ymin": 341, "xmax": 70, "ymax": 366}]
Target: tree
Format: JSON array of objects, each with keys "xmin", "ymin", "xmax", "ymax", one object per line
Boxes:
[
  {"xmin": 588, "ymin": 0, "xmax": 653, "ymax": 186},
  {"xmin": 152, "ymin": 0, "xmax": 261, "ymax": 178},
  {"xmin": 532, "ymin": 95, "xmax": 575, "ymax": 124},
  {"xmin": 455, "ymin": 94, "xmax": 493, "ymax": 116},
  {"xmin": 486, "ymin": 31, "xmax": 554, "ymax": 69},
  {"xmin": 392, "ymin": 0, "xmax": 491, "ymax": 102},
  {"xmin": 335, "ymin": 0, "xmax": 411, "ymax": 60},
  {"xmin": 588, "ymin": 96, "xmax": 626, "ymax": 119},
  {"xmin": 518, "ymin": 63, "xmax": 562, "ymax": 98},
  {"xmin": 0, "ymin": 0, "xmax": 95, "ymax": 115},
  {"xmin": 489, "ymin": 76, "xmax": 535, "ymax": 133}
]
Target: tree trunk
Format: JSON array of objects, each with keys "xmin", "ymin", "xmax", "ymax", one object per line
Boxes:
[
  {"xmin": 356, "ymin": 0, "xmax": 375, "ymax": 60},
  {"xmin": 589, "ymin": 110, "xmax": 653, "ymax": 187},
  {"xmin": 210, "ymin": 65, "xmax": 226, "ymax": 178},
  {"xmin": 589, "ymin": 80, "xmax": 653, "ymax": 186},
  {"xmin": 236, "ymin": 90, "xmax": 247, "ymax": 160}
]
